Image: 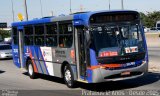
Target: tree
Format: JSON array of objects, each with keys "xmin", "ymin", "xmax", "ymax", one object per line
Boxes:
[
  {"xmin": 140, "ymin": 12, "xmax": 147, "ymax": 26},
  {"xmin": 0, "ymin": 30, "xmax": 11, "ymax": 40},
  {"xmin": 140, "ymin": 11, "xmax": 160, "ymax": 28},
  {"xmin": 146, "ymin": 11, "xmax": 160, "ymax": 27}
]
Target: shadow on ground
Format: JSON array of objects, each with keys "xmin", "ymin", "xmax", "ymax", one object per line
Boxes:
[
  {"xmin": 22, "ymin": 72, "xmax": 160, "ymax": 91},
  {"xmin": 23, "ymin": 72, "xmax": 65, "ymax": 84},
  {"xmin": 78, "ymin": 72, "xmax": 160, "ymax": 91},
  {"xmin": 0, "ymin": 70, "xmax": 5, "ymax": 74},
  {"xmin": 0, "ymin": 58, "xmax": 13, "ymax": 60}
]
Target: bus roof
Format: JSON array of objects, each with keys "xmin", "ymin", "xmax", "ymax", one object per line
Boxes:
[{"xmin": 12, "ymin": 10, "xmax": 139, "ymax": 27}]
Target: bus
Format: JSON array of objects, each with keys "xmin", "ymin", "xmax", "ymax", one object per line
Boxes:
[{"xmin": 12, "ymin": 10, "xmax": 148, "ymax": 88}]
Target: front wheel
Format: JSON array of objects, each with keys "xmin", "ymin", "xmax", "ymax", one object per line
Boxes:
[
  {"xmin": 64, "ymin": 65, "xmax": 76, "ymax": 88},
  {"xmin": 27, "ymin": 60, "xmax": 36, "ymax": 79}
]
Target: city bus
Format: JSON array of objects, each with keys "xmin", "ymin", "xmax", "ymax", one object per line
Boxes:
[{"xmin": 12, "ymin": 10, "xmax": 148, "ymax": 88}]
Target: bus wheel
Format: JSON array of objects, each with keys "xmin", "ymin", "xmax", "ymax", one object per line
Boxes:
[
  {"xmin": 27, "ymin": 60, "xmax": 36, "ymax": 79},
  {"xmin": 64, "ymin": 65, "xmax": 75, "ymax": 88}
]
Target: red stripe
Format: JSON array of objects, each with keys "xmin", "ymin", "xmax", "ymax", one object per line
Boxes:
[
  {"xmin": 29, "ymin": 50, "xmax": 38, "ymax": 73},
  {"xmin": 87, "ymin": 64, "xmax": 121, "ymax": 70}
]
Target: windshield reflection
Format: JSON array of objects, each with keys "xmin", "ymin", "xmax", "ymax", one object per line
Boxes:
[{"xmin": 90, "ymin": 23, "xmax": 145, "ymax": 57}]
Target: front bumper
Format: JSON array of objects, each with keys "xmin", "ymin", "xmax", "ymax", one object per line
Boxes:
[
  {"xmin": 0, "ymin": 54, "xmax": 13, "ymax": 59},
  {"xmin": 90, "ymin": 61, "xmax": 148, "ymax": 83}
]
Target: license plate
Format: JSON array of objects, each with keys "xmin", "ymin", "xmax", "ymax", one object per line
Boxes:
[
  {"xmin": 121, "ymin": 71, "xmax": 130, "ymax": 76},
  {"xmin": 125, "ymin": 46, "xmax": 138, "ymax": 53}
]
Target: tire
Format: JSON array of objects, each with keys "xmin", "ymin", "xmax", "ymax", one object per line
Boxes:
[
  {"xmin": 27, "ymin": 60, "xmax": 36, "ymax": 79},
  {"xmin": 63, "ymin": 65, "xmax": 76, "ymax": 88}
]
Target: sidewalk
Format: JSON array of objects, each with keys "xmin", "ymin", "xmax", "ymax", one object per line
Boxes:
[
  {"xmin": 149, "ymin": 59, "xmax": 160, "ymax": 72},
  {"xmin": 145, "ymin": 33, "xmax": 160, "ymax": 72},
  {"xmin": 148, "ymin": 47, "xmax": 160, "ymax": 72}
]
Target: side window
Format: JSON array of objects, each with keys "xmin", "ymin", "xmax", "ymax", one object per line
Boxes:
[
  {"xmin": 35, "ymin": 36, "xmax": 44, "ymax": 46},
  {"xmin": 25, "ymin": 36, "xmax": 33, "ymax": 45},
  {"xmin": 12, "ymin": 27, "xmax": 18, "ymax": 45},
  {"xmin": 34, "ymin": 25, "xmax": 45, "ymax": 46},
  {"xmin": 25, "ymin": 26, "xmax": 33, "ymax": 35},
  {"xmin": 13, "ymin": 27, "xmax": 17, "ymax": 36},
  {"xmin": 59, "ymin": 23, "xmax": 73, "ymax": 48},
  {"xmin": 35, "ymin": 25, "xmax": 44, "ymax": 35},
  {"xmin": 46, "ymin": 24, "xmax": 57, "ymax": 35},
  {"xmin": 46, "ymin": 24, "xmax": 57, "ymax": 47},
  {"xmin": 24, "ymin": 26, "xmax": 33, "ymax": 45}
]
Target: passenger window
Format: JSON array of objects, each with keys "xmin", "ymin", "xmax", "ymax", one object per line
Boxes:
[
  {"xmin": 25, "ymin": 26, "xmax": 33, "ymax": 35},
  {"xmin": 35, "ymin": 25, "xmax": 44, "ymax": 35},
  {"xmin": 46, "ymin": 24, "xmax": 57, "ymax": 35},
  {"xmin": 13, "ymin": 36, "xmax": 18, "ymax": 45},
  {"xmin": 24, "ymin": 26, "xmax": 34, "ymax": 45},
  {"xmin": 59, "ymin": 23, "xmax": 73, "ymax": 34},
  {"xmin": 59, "ymin": 35, "xmax": 73, "ymax": 48},
  {"xmin": 46, "ymin": 36, "xmax": 57, "ymax": 47},
  {"xmin": 12, "ymin": 28, "xmax": 18, "ymax": 45},
  {"xmin": 59, "ymin": 23, "xmax": 73, "ymax": 48},
  {"xmin": 24, "ymin": 36, "xmax": 33, "ymax": 45},
  {"xmin": 12, "ymin": 28, "xmax": 17, "ymax": 36},
  {"xmin": 46, "ymin": 23, "xmax": 58, "ymax": 47},
  {"xmin": 34, "ymin": 25, "xmax": 45, "ymax": 46},
  {"xmin": 35, "ymin": 36, "xmax": 44, "ymax": 46}
]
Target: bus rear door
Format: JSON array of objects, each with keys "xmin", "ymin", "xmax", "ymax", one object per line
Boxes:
[{"xmin": 17, "ymin": 26, "xmax": 24, "ymax": 68}]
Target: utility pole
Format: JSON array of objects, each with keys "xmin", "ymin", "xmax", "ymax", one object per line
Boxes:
[
  {"xmin": 109, "ymin": 0, "xmax": 111, "ymax": 10},
  {"xmin": 24, "ymin": 0, "xmax": 28, "ymax": 21},
  {"xmin": 80, "ymin": 5, "xmax": 83, "ymax": 12},
  {"xmin": 121, "ymin": 0, "xmax": 124, "ymax": 10},
  {"xmin": 50, "ymin": 11, "xmax": 54, "ymax": 16},
  {"xmin": 40, "ymin": 0, "xmax": 43, "ymax": 17},
  {"xmin": 11, "ymin": 0, "xmax": 15, "ymax": 22},
  {"xmin": 70, "ymin": 0, "xmax": 72, "ymax": 14}
]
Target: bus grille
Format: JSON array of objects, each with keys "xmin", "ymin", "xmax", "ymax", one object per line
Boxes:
[{"xmin": 104, "ymin": 72, "xmax": 143, "ymax": 79}]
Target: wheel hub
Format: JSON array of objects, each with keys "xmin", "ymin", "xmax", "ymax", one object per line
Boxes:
[
  {"xmin": 28, "ymin": 64, "xmax": 33, "ymax": 76},
  {"xmin": 65, "ymin": 70, "xmax": 71, "ymax": 82}
]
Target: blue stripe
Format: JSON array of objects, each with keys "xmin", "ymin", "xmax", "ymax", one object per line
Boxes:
[
  {"xmin": 29, "ymin": 47, "xmax": 39, "ymax": 72},
  {"xmin": 39, "ymin": 47, "xmax": 49, "ymax": 75},
  {"xmin": 35, "ymin": 47, "xmax": 44, "ymax": 74},
  {"xmin": 87, "ymin": 69, "xmax": 93, "ymax": 83}
]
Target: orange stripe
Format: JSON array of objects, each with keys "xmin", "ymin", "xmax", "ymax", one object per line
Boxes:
[
  {"xmin": 31, "ymin": 59, "xmax": 38, "ymax": 73},
  {"xmin": 102, "ymin": 64, "xmax": 122, "ymax": 68},
  {"xmin": 87, "ymin": 65, "xmax": 100, "ymax": 70},
  {"xmin": 87, "ymin": 64, "xmax": 122, "ymax": 70},
  {"xmin": 29, "ymin": 51, "xmax": 38, "ymax": 73}
]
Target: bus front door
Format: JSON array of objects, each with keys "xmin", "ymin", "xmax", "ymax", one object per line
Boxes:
[{"xmin": 75, "ymin": 26, "xmax": 88, "ymax": 80}]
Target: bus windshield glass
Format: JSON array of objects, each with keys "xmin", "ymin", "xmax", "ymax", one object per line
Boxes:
[{"xmin": 90, "ymin": 23, "xmax": 145, "ymax": 57}]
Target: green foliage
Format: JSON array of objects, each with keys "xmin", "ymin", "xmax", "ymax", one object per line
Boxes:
[
  {"xmin": 0, "ymin": 30, "xmax": 11, "ymax": 40},
  {"xmin": 140, "ymin": 11, "xmax": 160, "ymax": 28}
]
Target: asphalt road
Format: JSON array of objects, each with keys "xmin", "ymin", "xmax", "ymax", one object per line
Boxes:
[{"xmin": 0, "ymin": 47, "xmax": 160, "ymax": 96}]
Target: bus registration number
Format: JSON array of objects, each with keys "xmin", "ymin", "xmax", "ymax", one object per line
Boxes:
[
  {"xmin": 121, "ymin": 71, "xmax": 130, "ymax": 76},
  {"xmin": 125, "ymin": 46, "xmax": 138, "ymax": 53}
]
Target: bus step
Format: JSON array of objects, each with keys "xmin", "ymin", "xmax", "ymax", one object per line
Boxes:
[{"xmin": 77, "ymin": 79, "xmax": 88, "ymax": 83}]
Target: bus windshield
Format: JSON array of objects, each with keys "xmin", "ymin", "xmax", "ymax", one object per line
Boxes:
[{"xmin": 90, "ymin": 23, "xmax": 145, "ymax": 57}]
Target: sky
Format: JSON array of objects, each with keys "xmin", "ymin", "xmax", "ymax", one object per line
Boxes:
[{"xmin": 0, "ymin": 0, "xmax": 160, "ymax": 26}]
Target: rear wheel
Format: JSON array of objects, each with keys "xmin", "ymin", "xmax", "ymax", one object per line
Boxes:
[
  {"xmin": 63, "ymin": 65, "xmax": 76, "ymax": 88},
  {"xmin": 27, "ymin": 60, "xmax": 36, "ymax": 79}
]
